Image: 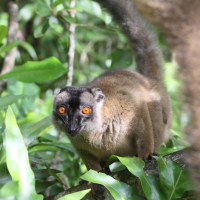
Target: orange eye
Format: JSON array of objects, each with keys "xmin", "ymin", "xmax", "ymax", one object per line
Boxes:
[
  {"xmin": 59, "ymin": 106, "xmax": 66, "ymax": 114},
  {"xmin": 82, "ymin": 107, "xmax": 90, "ymax": 114}
]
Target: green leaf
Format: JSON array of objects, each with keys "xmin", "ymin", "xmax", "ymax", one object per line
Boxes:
[
  {"xmin": 28, "ymin": 144, "xmax": 60, "ymax": 153},
  {"xmin": 5, "ymin": 106, "xmax": 43, "ymax": 200},
  {"xmin": 36, "ymin": 180, "xmax": 57, "ymax": 194},
  {"xmin": 33, "ymin": 169, "xmax": 61, "ymax": 179},
  {"xmin": 21, "ymin": 116, "xmax": 52, "ymax": 145},
  {"xmin": 36, "ymin": 0, "xmax": 50, "ymax": 17},
  {"xmin": 154, "ymin": 156, "xmax": 192, "ymax": 200},
  {"xmin": 81, "ymin": 170, "xmax": 146, "ymax": 200},
  {"xmin": 0, "ymin": 25, "xmax": 7, "ymax": 43},
  {"xmin": 0, "ymin": 95, "xmax": 27, "ymax": 111},
  {"xmin": 7, "ymin": 79, "xmax": 40, "ymax": 117},
  {"xmin": 0, "ymin": 130, "xmax": 6, "ymax": 165},
  {"xmin": 53, "ymin": 0, "xmax": 65, "ymax": 7},
  {"xmin": 45, "ymin": 165, "xmax": 65, "ymax": 186},
  {"xmin": 59, "ymin": 13, "xmax": 76, "ymax": 24},
  {"xmin": 157, "ymin": 146, "xmax": 184, "ymax": 156},
  {"xmin": 28, "ymin": 141, "xmax": 76, "ymax": 154},
  {"xmin": 117, "ymin": 157, "xmax": 164, "ymax": 200},
  {"xmin": 58, "ymin": 189, "xmax": 91, "ymax": 200},
  {"xmin": 0, "ymin": 164, "xmax": 12, "ymax": 188},
  {"xmin": 0, "ymin": 40, "xmax": 20, "ymax": 53},
  {"xmin": 0, "ymin": 181, "xmax": 18, "ymax": 199},
  {"xmin": 110, "ymin": 48, "xmax": 133, "ymax": 69},
  {"xmin": 0, "ymin": 57, "xmax": 67, "ymax": 83},
  {"xmin": 109, "ymin": 162, "xmax": 126, "ymax": 173},
  {"xmin": 19, "ymin": 41, "xmax": 38, "ymax": 60}
]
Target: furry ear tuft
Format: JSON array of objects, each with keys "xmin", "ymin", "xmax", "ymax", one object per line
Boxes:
[
  {"xmin": 91, "ymin": 88, "xmax": 104, "ymax": 102},
  {"xmin": 54, "ymin": 88, "xmax": 61, "ymax": 96}
]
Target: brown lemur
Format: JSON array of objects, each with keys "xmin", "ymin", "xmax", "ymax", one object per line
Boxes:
[{"xmin": 52, "ymin": 0, "xmax": 172, "ymax": 197}]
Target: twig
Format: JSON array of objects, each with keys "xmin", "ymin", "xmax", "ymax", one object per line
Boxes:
[
  {"xmin": 0, "ymin": 1, "xmax": 19, "ymax": 95},
  {"xmin": 66, "ymin": 0, "xmax": 76, "ymax": 86}
]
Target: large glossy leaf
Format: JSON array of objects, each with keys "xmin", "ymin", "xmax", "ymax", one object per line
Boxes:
[
  {"xmin": 58, "ymin": 189, "xmax": 91, "ymax": 200},
  {"xmin": 5, "ymin": 106, "xmax": 43, "ymax": 200},
  {"xmin": 0, "ymin": 25, "xmax": 7, "ymax": 43},
  {"xmin": 0, "ymin": 57, "xmax": 66, "ymax": 83},
  {"xmin": 154, "ymin": 156, "xmax": 192, "ymax": 200},
  {"xmin": 21, "ymin": 116, "xmax": 53, "ymax": 145},
  {"xmin": 0, "ymin": 95, "xmax": 27, "ymax": 111},
  {"xmin": 81, "ymin": 170, "xmax": 146, "ymax": 200},
  {"xmin": 117, "ymin": 157, "xmax": 164, "ymax": 200}
]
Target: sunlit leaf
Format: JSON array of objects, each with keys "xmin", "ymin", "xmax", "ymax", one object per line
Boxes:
[
  {"xmin": 5, "ymin": 106, "xmax": 43, "ymax": 200},
  {"xmin": 0, "ymin": 57, "xmax": 67, "ymax": 83},
  {"xmin": 81, "ymin": 170, "xmax": 145, "ymax": 200},
  {"xmin": 58, "ymin": 189, "xmax": 91, "ymax": 200},
  {"xmin": 0, "ymin": 25, "xmax": 7, "ymax": 43}
]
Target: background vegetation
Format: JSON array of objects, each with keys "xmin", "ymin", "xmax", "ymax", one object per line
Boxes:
[{"xmin": 0, "ymin": 0, "xmax": 192, "ymax": 199}]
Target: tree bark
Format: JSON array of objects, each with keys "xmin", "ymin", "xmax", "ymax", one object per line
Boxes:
[
  {"xmin": 132, "ymin": 0, "xmax": 200, "ymax": 196},
  {"xmin": 0, "ymin": 1, "xmax": 18, "ymax": 95},
  {"xmin": 66, "ymin": 0, "xmax": 76, "ymax": 86},
  {"xmin": 44, "ymin": 149, "xmax": 187, "ymax": 200}
]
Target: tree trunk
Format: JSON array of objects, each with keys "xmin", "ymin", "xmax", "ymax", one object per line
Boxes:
[{"xmin": 132, "ymin": 0, "xmax": 200, "ymax": 195}]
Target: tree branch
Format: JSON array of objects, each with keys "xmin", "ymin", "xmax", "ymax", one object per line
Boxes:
[
  {"xmin": 66, "ymin": 0, "xmax": 76, "ymax": 86},
  {"xmin": 44, "ymin": 149, "xmax": 186, "ymax": 200},
  {"xmin": 0, "ymin": 1, "xmax": 18, "ymax": 95}
]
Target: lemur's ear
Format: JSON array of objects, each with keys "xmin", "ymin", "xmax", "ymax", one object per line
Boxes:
[
  {"xmin": 54, "ymin": 88, "xmax": 61, "ymax": 96},
  {"xmin": 91, "ymin": 88, "xmax": 104, "ymax": 102}
]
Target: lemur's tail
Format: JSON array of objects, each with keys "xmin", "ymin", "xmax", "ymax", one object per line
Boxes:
[{"xmin": 93, "ymin": 0, "xmax": 163, "ymax": 81}]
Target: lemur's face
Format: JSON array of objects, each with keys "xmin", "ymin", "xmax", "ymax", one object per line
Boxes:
[{"xmin": 52, "ymin": 87, "xmax": 104, "ymax": 137}]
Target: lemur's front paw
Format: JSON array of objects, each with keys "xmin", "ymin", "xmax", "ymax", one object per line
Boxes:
[
  {"xmin": 143, "ymin": 152, "xmax": 160, "ymax": 162},
  {"xmin": 91, "ymin": 183, "xmax": 105, "ymax": 200}
]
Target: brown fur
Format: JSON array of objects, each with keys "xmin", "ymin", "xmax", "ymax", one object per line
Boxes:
[{"xmin": 63, "ymin": 69, "xmax": 172, "ymax": 171}]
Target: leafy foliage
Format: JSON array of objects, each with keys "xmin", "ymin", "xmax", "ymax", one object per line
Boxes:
[{"xmin": 81, "ymin": 170, "xmax": 146, "ymax": 200}]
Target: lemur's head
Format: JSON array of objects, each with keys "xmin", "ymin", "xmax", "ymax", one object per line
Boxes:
[{"xmin": 52, "ymin": 87, "xmax": 104, "ymax": 137}]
